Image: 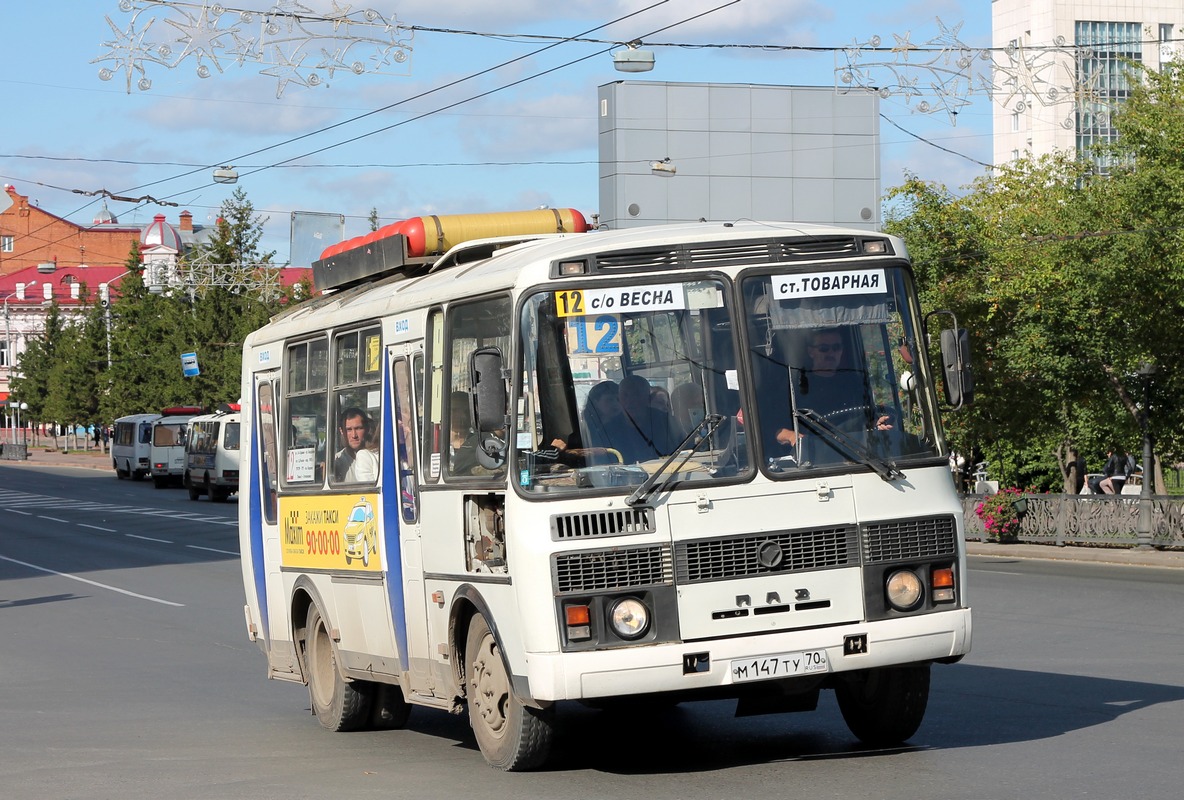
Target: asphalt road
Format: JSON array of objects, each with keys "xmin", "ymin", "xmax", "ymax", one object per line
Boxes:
[{"xmin": 2, "ymin": 463, "xmax": 1183, "ymax": 800}]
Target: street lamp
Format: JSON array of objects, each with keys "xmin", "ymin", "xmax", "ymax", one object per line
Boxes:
[
  {"xmin": 1135, "ymin": 361, "xmax": 1157, "ymax": 550},
  {"xmin": 3, "ymin": 280, "xmax": 37, "ymax": 445}
]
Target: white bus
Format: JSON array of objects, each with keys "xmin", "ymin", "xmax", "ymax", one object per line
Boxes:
[
  {"xmin": 111, "ymin": 412, "xmax": 160, "ymax": 480},
  {"xmin": 185, "ymin": 405, "xmax": 241, "ymax": 502},
  {"xmin": 238, "ymin": 210, "xmax": 975, "ymax": 771},
  {"xmin": 150, "ymin": 406, "xmax": 202, "ymax": 489}
]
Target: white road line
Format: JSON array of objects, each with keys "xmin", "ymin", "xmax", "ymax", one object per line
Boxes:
[
  {"xmin": 0, "ymin": 554, "xmax": 185, "ymax": 607},
  {"xmin": 79, "ymin": 524, "xmax": 117, "ymax": 533},
  {"xmin": 38, "ymin": 515, "xmax": 70, "ymax": 523},
  {"xmin": 7, "ymin": 509, "xmax": 33, "ymax": 516},
  {"xmin": 187, "ymin": 545, "xmax": 239, "ymax": 556},
  {"xmin": 126, "ymin": 534, "xmax": 173, "ymax": 544}
]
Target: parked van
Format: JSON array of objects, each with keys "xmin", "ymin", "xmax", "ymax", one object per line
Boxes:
[
  {"xmin": 111, "ymin": 413, "xmax": 161, "ymax": 480},
  {"xmin": 150, "ymin": 406, "xmax": 203, "ymax": 488},
  {"xmin": 184, "ymin": 406, "xmax": 241, "ymax": 502}
]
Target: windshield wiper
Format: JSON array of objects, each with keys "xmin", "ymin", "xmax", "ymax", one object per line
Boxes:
[
  {"xmin": 626, "ymin": 414, "xmax": 725, "ymax": 507},
  {"xmin": 795, "ymin": 408, "xmax": 904, "ymax": 482}
]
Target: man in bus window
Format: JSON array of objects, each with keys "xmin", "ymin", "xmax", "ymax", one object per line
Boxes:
[
  {"xmin": 333, "ymin": 407, "xmax": 378, "ymax": 483},
  {"xmin": 771, "ymin": 327, "xmax": 890, "ymax": 449}
]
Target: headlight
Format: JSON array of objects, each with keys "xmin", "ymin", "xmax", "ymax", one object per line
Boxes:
[
  {"xmin": 608, "ymin": 597, "xmax": 650, "ymax": 639},
  {"xmin": 885, "ymin": 569, "xmax": 924, "ymax": 611}
]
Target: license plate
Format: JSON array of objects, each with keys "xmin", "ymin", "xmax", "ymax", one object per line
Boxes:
[{"xmin": 730, "ymin": 649, "xmax": 829, "ymax": 683}]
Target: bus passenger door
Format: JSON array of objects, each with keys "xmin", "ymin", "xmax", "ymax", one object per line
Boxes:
[
  {"xmin": 243, "ymin": 370, "xmax": 296, "ymax": 675},
  {"xmin": 386, "ymin": 349, "xmax": 433, "ymax": 695}
]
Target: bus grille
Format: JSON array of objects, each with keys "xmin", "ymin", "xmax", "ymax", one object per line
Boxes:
[
  {"xmin": 553, "ymin": 545, "xmax": 673, "ymax": 594},
  {"xmin": 551, "ymin": 508, "xmax": 655, "ymax": 540},
  {"xmin": 862, "ymin": 515, "xmax": 958, "ymax": 563},
  {"xmin": 674, "ymin": 525, "xmax": 858, "ymax": 583}
]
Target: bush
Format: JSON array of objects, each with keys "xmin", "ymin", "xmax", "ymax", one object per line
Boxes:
[{"xmin": 975, "ymin": 487, "xmax": 1025, "ymax": 542}]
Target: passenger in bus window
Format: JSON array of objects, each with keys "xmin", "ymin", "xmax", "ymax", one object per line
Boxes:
[
  {"xmin": 333, "ymin": 407, "xmax": 378, "ymax": 483},
  {"xmin": 449, "ymin": 392, "xmax": 480, "ymax": 476},
  {"xmin": 671, "ymin": 382, "xmax": 707, "ymax": 438},
  {"xmin": 581, "ymin": 380, "xmax": 622, "ymax": 453},
  {"xmin": 617, "ymin": 375, "xmax": 679, "ymax": 462}
]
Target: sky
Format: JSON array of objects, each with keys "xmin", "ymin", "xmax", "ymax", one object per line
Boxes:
[{"xmin": 0, "ymin": 0, "xmax": 996, "ymax": 265}]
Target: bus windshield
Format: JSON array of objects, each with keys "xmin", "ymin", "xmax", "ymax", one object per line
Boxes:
[
  {"xmin": 518, "ymin": 278, "xmax": 746, "ymax": 494},
  {"xmin": 743, "ymin": 266, "xmax": 944, "ymax": 476}
]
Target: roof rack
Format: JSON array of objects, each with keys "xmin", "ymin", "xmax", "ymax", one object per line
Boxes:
[{"xmin": 312, "ymin": 208, "xmax": 588, "ymax": 292}]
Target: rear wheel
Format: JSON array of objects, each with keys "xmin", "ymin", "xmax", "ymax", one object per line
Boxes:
[
  {"xmin": 465, "ymin": 614, "xmax": 554, "ymax": 771},
  {"xmin": 304, "ymin": 604, "xmax": 371, "ymax": 732},
  {"xmin": 835, "ymin": 664, "xmax": 930, "ymax": 746},
  {"xmin": 186, "ymin": 473, "xmax": 201, "ymax": 500}
]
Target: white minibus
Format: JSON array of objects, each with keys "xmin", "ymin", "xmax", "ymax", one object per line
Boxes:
[
  {"xmin": 238, "ymin": 210, "xmax": 975, "ymax": 770},
  {"xmin": 184, "ymin": 405, "xmax": 241, "ymax": 502}
]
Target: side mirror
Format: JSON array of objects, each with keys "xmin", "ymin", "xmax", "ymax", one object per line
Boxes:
[
  {"xmin": 939, "ymin": 327, "xmax": 974, "ymax": 409},
  {"xmin": 470, "ymin": 346, "xmax": 507, "ymax": 469},
  {"xmin": 470, "ymin": 346, "xmax": 507, "ymax": 434}
]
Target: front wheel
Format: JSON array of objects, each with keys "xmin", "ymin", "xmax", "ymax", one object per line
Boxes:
[
  {"xmin": 465, "ymin": 614, "xmax": 554, "ymax": 771},
  {"xmin": 834, "ymin": 664, "xmax": 930, "ymax": 746},
  {"xmin": 304, "ymin": 604, "xmax": 371, "ymax": 732}
]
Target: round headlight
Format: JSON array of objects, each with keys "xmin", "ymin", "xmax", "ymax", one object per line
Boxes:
[
  {"xmin": 885, "ymin": 569, "xmax": 924, "ymax": 611},
  {"xmin": 608, "ymin": 597, "xmax": 650, "ymax": 640}
]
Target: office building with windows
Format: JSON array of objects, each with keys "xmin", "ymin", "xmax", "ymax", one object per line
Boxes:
[{"xmin": 993, "ymin": 0, "xmax": 1184, "ymax": 170}]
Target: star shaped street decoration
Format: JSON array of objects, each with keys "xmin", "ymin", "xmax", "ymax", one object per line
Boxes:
[
  {"xmin": 93, "ymin": 1, "xmax": 413, "ymax": 97},
  {"xmin": 834, "ymin": 16, "xmax": 1114, "ymax": 127}
]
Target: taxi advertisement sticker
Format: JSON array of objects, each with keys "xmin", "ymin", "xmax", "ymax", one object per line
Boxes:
[{"xmin": 280, "ymin": 493, "xmax": 382, "ymax": 572}]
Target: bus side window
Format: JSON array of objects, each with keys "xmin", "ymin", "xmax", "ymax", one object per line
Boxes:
[
  {"xmin": 393, "ymin": 357, "xmax": 419, "ymax": 522},
  {"xmin": 285, "ymin": 337, "xmax": 328, "ymax": 485},
  {"xmin": 329, "ymin": 325, "xmax": 382, "ymax": 486}
]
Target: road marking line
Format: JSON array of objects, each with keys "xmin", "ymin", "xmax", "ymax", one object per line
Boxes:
[
  {"xmin": 79, "ymin": 524, "xmax": 117, "ymax": 532},
  {"xmin": 38, "ymin": 515, "xmax": 70, "ymax": 523},
  {"xmin": 6, "ymin": 509, "xmax": 33, "ymax": 516},
  {"xmin": 0, "ymin": 554, "xmax": 184, "ymax": 607},
  {"xmin": 126, "ymin": 534, "xmax": 173, "ymax": 544},
  {"xmin": 187, "ymin": 545, "xmax": 239, "ymax": 556}
]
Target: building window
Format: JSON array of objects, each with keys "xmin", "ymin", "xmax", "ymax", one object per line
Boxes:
[
  {"xmin": 1, "ymin": 235, "xmax": 13, "ymax": 253},
  {"xmin": 1011, "ymin": 110, "xmax": 1021, "ymax": 133},
  {"xmin": 1075, "ymin": 21, "xmax": 1142, "ymax": 175},
  {"xmin": 0, "ymin": 339, "xmax": 8, "ymax": 368}
]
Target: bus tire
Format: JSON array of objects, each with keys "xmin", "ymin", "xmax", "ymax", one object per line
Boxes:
[
  {"xmin": 186, "ymin": 473, "xmax": 201, "ymax": 501},
  {"xmin": 834, "ymin": 663, "xmax": 930, "ymax": 747},
  {"xmin": 211, "ymin": 485, "xmax": 229, "ymax": 503},
  {"xmin": 153, "ymin": 475, "xmax": 167, "ymax": 489},
  {"xmin": 305, "ymin": 604, "xmax": 371, "ymax": 732},
  {"xmin": 465, "ymin": 613, "xmax": 554, "ymax": 771}
]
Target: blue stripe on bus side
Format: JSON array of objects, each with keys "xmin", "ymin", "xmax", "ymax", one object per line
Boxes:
[
  {"xmin": 248, "ymin": 382, "xmax": 270, "ymax": 647},
  {"xmin": 381, "ymin": 357, "xmax": 410, "ymax": 673}
]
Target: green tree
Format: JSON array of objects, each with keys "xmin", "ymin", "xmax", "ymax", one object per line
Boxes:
[
  {"xmin": 885, "ymin": 65, "xmax": 1184, "ymax": 493},
  {"xmin": 11, "ymin": 301, "xmax": 66, "ymax": 437},
  {"xmin": 43, "ymin": 289, "xmax": 109, "ymax": 445}
]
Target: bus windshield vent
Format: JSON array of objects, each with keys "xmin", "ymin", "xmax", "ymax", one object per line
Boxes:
[
  {"xmin": 551, "ymin": 508, "xmax": 655, "ymax": 540},
  {"xmin": 582, "ymin": 236, "xmax": 875, "ymax": 276}
]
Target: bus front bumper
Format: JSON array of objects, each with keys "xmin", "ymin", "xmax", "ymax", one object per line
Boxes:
[{"xmin": 523, "ymin": 607, "xmax": 971, "ymax": 702}]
